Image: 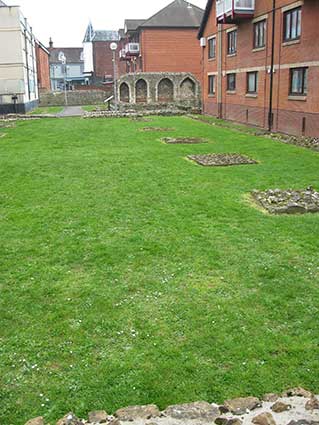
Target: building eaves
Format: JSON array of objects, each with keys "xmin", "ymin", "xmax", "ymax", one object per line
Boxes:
[
  {"xmin": 124, "ymin": 19, "xmax": 146, "ymax": 32},
  {"xmin": 198, "ymin": 0, "xmax": 213, "ymax": 39}
]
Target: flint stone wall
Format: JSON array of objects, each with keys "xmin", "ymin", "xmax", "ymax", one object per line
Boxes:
[
  {"xmin": 117, "ymin": 72, "xmax": 201, "ymax": 110},
  {"xmin": 39, "ymin": 89, "xmax": 113, "ymax": 107}
]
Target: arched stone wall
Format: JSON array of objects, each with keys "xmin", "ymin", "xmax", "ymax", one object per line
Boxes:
[
  {"xmin": 117, "ymin": 72, "xmax": 201, "ymax": 109},
  {"xmin": 157, "ymin": 78, "xmax": 174, "ymax": 103},
  {"xmin": 119, "ymin": 82, "xmax": 130, "ymax": 103},
  {"xmin": 135, "ymin": 79, "xmax": 148, "ymax": 103},
  {"xmin": 180, "ymin": 77, "xmax": 196, "ymax": 99}
]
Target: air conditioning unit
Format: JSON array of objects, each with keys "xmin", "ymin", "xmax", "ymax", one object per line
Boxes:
[
  {"xmin": 200, "ymin": 37, "xmax": 207, "ymax": 47},
  {"xmin": 125, "ymin": 43, "xmax": 140, "ymax": 55}
]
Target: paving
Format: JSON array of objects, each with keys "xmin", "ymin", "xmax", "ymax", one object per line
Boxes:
[{"xmin": 57, "ymin": 106, "xmax": 85, "ymax": 117}]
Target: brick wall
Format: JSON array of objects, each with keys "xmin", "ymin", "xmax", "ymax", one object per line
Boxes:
[
  {"xmin": 201, "ymin": 0, "xmax": 319, "ymax": 137},
  {"xmin": 140, "ymin": 28, "xmax": 203, "ymax": 84},
  {"xmin": 35, "ymin": 44, "xmax": 50, "ymax": 91},
  {"xmin": 93, "ymin": 41, "xmax": 120, "ymax": 81}
]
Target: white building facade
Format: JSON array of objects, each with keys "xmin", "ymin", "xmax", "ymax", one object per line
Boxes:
[{"xmin": 0, "ymin": 3, "xmax": 39, "ymax": 113}]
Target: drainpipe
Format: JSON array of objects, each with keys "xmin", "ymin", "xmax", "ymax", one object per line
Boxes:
[
  {"xmin": 268, "ymin": 0, "xmax": 276, "ymax": 132},
  {"xmin": 217, "ymin": 23, "xmax": 223, "ymax": 119}
]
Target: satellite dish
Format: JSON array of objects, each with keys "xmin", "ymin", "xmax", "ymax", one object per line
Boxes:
[{"xmin": 110, "ymin": 42, "xmax": 118, "ymax": 51}]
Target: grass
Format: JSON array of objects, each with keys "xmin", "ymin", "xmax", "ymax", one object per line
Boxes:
[
  {"xmin": 28, "ymin": 106, "xmax": 64, "ymax": 115},
  {"xmin": 191, "ymin": 114, "xmax": 266, "ymax": 135},
  {"xmin": 0, "ymin": 116, "xmax": 318, "ymax": 424},
  {"xmin": 82, "ymin": 104, "xmax": 107, "ymax": 112}
]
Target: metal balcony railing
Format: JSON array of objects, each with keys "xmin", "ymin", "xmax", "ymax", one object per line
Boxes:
[
  {"xmin": 216, "ymin": 0, "xmax": 255, "ymax": 19},
  {"xmin": 125, "ymin": 43, "xmax": 140, "ymax": 56}
]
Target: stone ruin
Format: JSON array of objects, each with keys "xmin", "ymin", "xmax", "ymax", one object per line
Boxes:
[
  {"xmin": 117, "ymin": 72, "xmax": 201, "ymax": 113},
  {"xmin": 24, "ymin": 387, "xmax": 319, "ymax": 425},
  {"xmin": 188, "ymin": 154, "xmax": 258, "ymax": 167},
  {"xmin": 251, "ymin": 187, "xmax": 319, "ymax": 214}
]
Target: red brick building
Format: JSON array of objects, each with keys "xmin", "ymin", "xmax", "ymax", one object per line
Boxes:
[
  {"xmin": 83, "ymin": 23, "xmax": 121, "ymax": 85},
  {"xmin": 120, "ymin": 0, "xmax": 204, "ymax": 83},
  {"xmin": 198, "ymin": 0, "xmax": 319, "ymax": 137},
  {"xmin": 35, "ymin": 40, "xmax": 50, "ymax": 92}
]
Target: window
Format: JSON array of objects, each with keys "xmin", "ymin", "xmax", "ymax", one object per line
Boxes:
[
  {"xmin": 290, "ymin": 67, "xmax": 308, "ymax": 95},
  {"xmin": 227, "ymin": 73, "xmax": 236, "ymax": 91},
  {"xmin": 247, "ymin": 71, "xmax": 258, "ymax": 93},
  {"xmin": 208, "ymin": 37, "xmax": 216, "ymax": 59},
  {"xmin": 284, "ymin": 7, "xmax": 301, "ymax": 41},
  {"xmin": 208, "ymin": 75, "xmax": 215, "ymax": 95},
  {"xmin": 227, "ymin": 30, "xmax": 237, "ymax": 55},
  {"xmin": 254, "ymin": 20, "xmax": 266, "ymax": 49}
]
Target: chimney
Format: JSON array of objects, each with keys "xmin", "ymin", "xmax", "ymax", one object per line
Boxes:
[{"xmin": 49, "ymin": 37, "xmax": 53, "ymax": 48}]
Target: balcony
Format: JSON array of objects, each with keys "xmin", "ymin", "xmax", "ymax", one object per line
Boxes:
[
  {"xmin": 216, "ymin": 0, "xmax": 255, "ymax": 23},
  {"xmin": 125, "ymin": 43, "xmax": 140, "ymax": 56},
  {"xmin": 119, "ymin": 43, "xmax": 140, "ymax": 61}
]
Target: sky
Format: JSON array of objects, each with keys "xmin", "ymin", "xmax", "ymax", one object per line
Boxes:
[{"xmin": 5, "ymin": 0, "xmax": 207, "ymax": 47}]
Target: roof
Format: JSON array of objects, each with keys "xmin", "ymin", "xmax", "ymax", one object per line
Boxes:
[
  {"xmin": 198, "ymin": 0, "xmax": 213, "ymax": 38},
  {"xmin": 49, "ymin": 47, "xmax": 83, "ymax": 63},
  {"xmin": 140, "ymin": 0, "xmax": 204, "ymax": 29},
  {"xmin": 83, "ymin": 22, "xmax": 94, "ymax": 42},
  {"xmin": 124, "ymin": 19, "xmax": 146, "ymax": 32},
  {"xmin": 93, "ymin": 30, "xmax": 120, "ymax": 42},
  {"xmin": 118, "ymin": 28, "xmax": 125, "ymax": 39},
  {"xmin": 0, "ymin": 0, "xmax": 7, "ymax": 5},
  {"xmin": 36, "ymin": 39, "xmax": 50, "ymax": 55}
]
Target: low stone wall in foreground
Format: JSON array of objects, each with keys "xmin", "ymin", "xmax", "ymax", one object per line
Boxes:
[
  {"xmin": 25, "ymin": 388, "xmax": 319, "ymax": 425},
  {"xmin": 39, "ymin": 90, "xmax": 113, "ymax": 107}
]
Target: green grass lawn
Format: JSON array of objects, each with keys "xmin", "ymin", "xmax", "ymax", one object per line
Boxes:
[
  {"xmin": 0, "ymin": 116, "xmax": 318, "ymax": 424},
  {"xmin": 29, "ymin": 106, "xmax": 64, "ymax": 115},
  {"xmin": 82, "ymin": 105, "xmax": 107, "ymax": 112}
]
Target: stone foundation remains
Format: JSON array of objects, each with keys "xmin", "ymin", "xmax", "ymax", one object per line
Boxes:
[
  {"xmin": 251, "ymin": 187, "xmax": 319, "ymax": 214},
  {"xmin": 24, "ymin": 388, "xmax": 319, "ymax": 425},
  {"xmin": 188, "ymin": 154, "xmax": 258, "ymax": 167}
]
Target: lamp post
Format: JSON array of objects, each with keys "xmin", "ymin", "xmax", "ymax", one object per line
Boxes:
[
  {"xmin": 110, "ymin": 42, "xmax": 118, "ymax": 112},
  {"xmin": 59, "ymin": 53, "xmax": 68, "ymax": 106}
]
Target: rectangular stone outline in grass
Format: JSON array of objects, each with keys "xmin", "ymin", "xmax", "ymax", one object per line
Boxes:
[
  {"xmin": 140, "ymin": 127, "xmax": 176, "ymax": 132},
  {"xmin": 187, "ymin": 153, "xmax": 258, "ymax": 167},
  {"xmin": 251, "ymin": 187, "xmax": 319, "ymax": 214},
  {"xmin": 161, "ymin": 137, "xmax": 208, "ymax": 144}
]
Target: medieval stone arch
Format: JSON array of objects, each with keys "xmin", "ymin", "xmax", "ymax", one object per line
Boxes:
[
  {"xmin": 119, "ymin": 82, "xmax": 130, "ymax": 103},
  {"xmin": 157, "ymin": 78, "xmax": 174, "ymax": 103},
  {"xmin": 135, "ymin": 79, "xmax": 148, "ymax": 103},
  {"xmin": 180, "ymin": 77, "xmax": 196, "ymax": 99}
]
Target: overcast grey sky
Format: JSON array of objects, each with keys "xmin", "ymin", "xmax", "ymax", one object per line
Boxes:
[{"xmin": 5, "ymin": 0, "xmax": 207, "ymax": 47}]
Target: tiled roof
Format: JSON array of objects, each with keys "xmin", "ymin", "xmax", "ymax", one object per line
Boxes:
[
  {"xmin": 93, "ymin": 30, "xmax": 120, "ymax": 42},
  {"xmin": 140, "ymin": 0, "xmax": 204, "ymax": 28},
  {"xmin": 49, "ymin": 47, "xmax": 83, "ymax": 64},
  {"xmin": 124, "ymin": 19, "xmax": 146, "ymax": 32}
]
